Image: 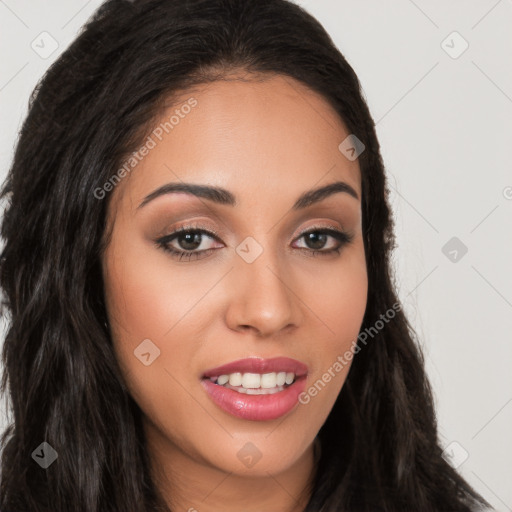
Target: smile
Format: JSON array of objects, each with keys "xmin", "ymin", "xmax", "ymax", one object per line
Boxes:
[{"xmin": 201, "ymin": 357, "xmax": 308, "ymax": 421}]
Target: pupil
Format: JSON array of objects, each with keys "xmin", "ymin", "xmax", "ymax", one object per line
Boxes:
[
  {"xmin": 306, "ymin": 232, "xmax": 326, "ymax": 250},
  {"xmin": 179, "ymin": 233, "xmax": 201, "ymax": 250}
]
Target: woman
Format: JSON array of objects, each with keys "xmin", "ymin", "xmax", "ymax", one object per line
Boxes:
[{"xmin": 0, "ymin": 0, "xmax": 492, "ymax": 510}]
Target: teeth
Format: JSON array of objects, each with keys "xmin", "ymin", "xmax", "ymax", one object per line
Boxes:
[
  {"xmin": 242, "ymin": 372, "xmax": 261, "ymax": 388},
  {"xmin": 212, "ymin": 371, "xmax": 297, "ymax": 390},
  {"xmin": 260, "ymin": 372, "xmax": 277, "ymax": 388},
  {"xmin": 228, "ymin": 372, "xmax": 242, "ymax": 386},
  {"xmin": 217, "ymin": 375, "xmax": 229, "ymax": 385}
]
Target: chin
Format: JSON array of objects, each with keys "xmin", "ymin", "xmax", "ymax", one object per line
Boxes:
[{"xmin": 202, "ymin": 431, "xmax": 315, "ymax": 477}]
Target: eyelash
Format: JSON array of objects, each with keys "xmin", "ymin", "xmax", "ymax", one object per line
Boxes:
[{"xmin": 155, "ymin": 222, "xmax": 354, "ymax": 262}]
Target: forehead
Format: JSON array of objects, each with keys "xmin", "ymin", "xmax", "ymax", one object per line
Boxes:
[{"xmin": 109, "ymin": 73, "xmax": 361, "ymax": 214}]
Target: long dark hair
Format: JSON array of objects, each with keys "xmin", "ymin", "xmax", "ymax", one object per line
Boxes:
[{"xmin": 0, "ymin": 0, "xmax": 491, "ymax": 510}]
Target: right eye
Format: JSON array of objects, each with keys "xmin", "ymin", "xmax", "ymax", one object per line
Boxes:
[{"xmin": 155, "ymin": 225, "xmax": 224, "ymax": 261}]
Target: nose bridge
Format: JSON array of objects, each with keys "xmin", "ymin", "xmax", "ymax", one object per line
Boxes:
[{"xmin": 226, "ymin": 235, "xmax": 299, "ymax": 335}]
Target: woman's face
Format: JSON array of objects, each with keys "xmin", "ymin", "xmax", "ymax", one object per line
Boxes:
[{"xmin": 102, "ymin": 73, "xmax": 367, "ymax": 479}]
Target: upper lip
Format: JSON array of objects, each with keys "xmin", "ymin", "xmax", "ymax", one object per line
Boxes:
[{"xmin": 202, "ymin": 357, "xmax": 308, "ymax": 378}]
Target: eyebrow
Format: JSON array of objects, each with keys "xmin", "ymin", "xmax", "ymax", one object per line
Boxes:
[{"xmin": 137, "ymin": 180, "xmax": 359, "ymax": 210}]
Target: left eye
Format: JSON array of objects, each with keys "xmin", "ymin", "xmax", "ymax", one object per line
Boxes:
[{"xmin": 293, "ymin": 228, "xmax": 351, "ymax": 251}]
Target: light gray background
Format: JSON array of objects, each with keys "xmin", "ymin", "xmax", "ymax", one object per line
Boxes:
[{"xmin": 1, "ymin": 0, "xmax": 511, "ymax": 509}]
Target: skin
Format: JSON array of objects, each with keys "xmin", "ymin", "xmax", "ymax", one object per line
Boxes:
[{"xmin": 101, "ymin": 72, "xmax": 368, "ymax": 512}]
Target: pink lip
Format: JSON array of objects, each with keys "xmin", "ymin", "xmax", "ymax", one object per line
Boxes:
[
  {"xmin": 201, "ymin": 377, "xmax": 307, "ymax": 421},
  {"xmin": 201, "ymin": 357, "xmax": 309, "ymax": 421},
  {"xmin": 202, "ymin": 356, "xmax": 308, "ymax": 378}
]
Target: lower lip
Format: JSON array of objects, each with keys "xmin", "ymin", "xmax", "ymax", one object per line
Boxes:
[{"xmin": 201, "ymin": 377, "xmax": 307, "ymax": 421}]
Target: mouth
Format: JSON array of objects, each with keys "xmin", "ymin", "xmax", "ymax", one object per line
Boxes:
[{"xmin": 200, "ymin": 357, "xmax": 308, "ymax": 421}]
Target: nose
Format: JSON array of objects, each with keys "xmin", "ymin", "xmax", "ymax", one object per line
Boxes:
[{"xmin": 224, "ymin": 249, "xmax": 301, "ymax": 337}]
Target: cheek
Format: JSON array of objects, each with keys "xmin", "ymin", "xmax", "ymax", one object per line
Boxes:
[
  {"xmin": 103, "ymin": 238, "xmax": 208, "ymax": 352},
  {"xmin": 102, "ymin": 268, "xmax": 211, "ymax": 434},
  {"xmin": 300, "ymin": 240, "xmax": 368, "ymax": 348},
  {"xmin": 102, "ymin": 242, "xmax": 214, "ymax": 448},
  {"xmin": 296, "ymin": 243, "xmax": 367, "ymax": 407}
]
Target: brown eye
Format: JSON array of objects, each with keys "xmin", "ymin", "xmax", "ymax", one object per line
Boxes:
[
  {"xmin": 302, "ymin": 232, "xmax": 329, "ymax": 250},
  {"xmin": 155, "ymin": 225, "xmax": 223, "ymax": 261},
  {"xmin": 174, "ymin": 231, "xmax": 205, "ymax": 251},
  {"xmin": 293, "ymin": 228, "xmax": 353, "ymax": 255}
]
